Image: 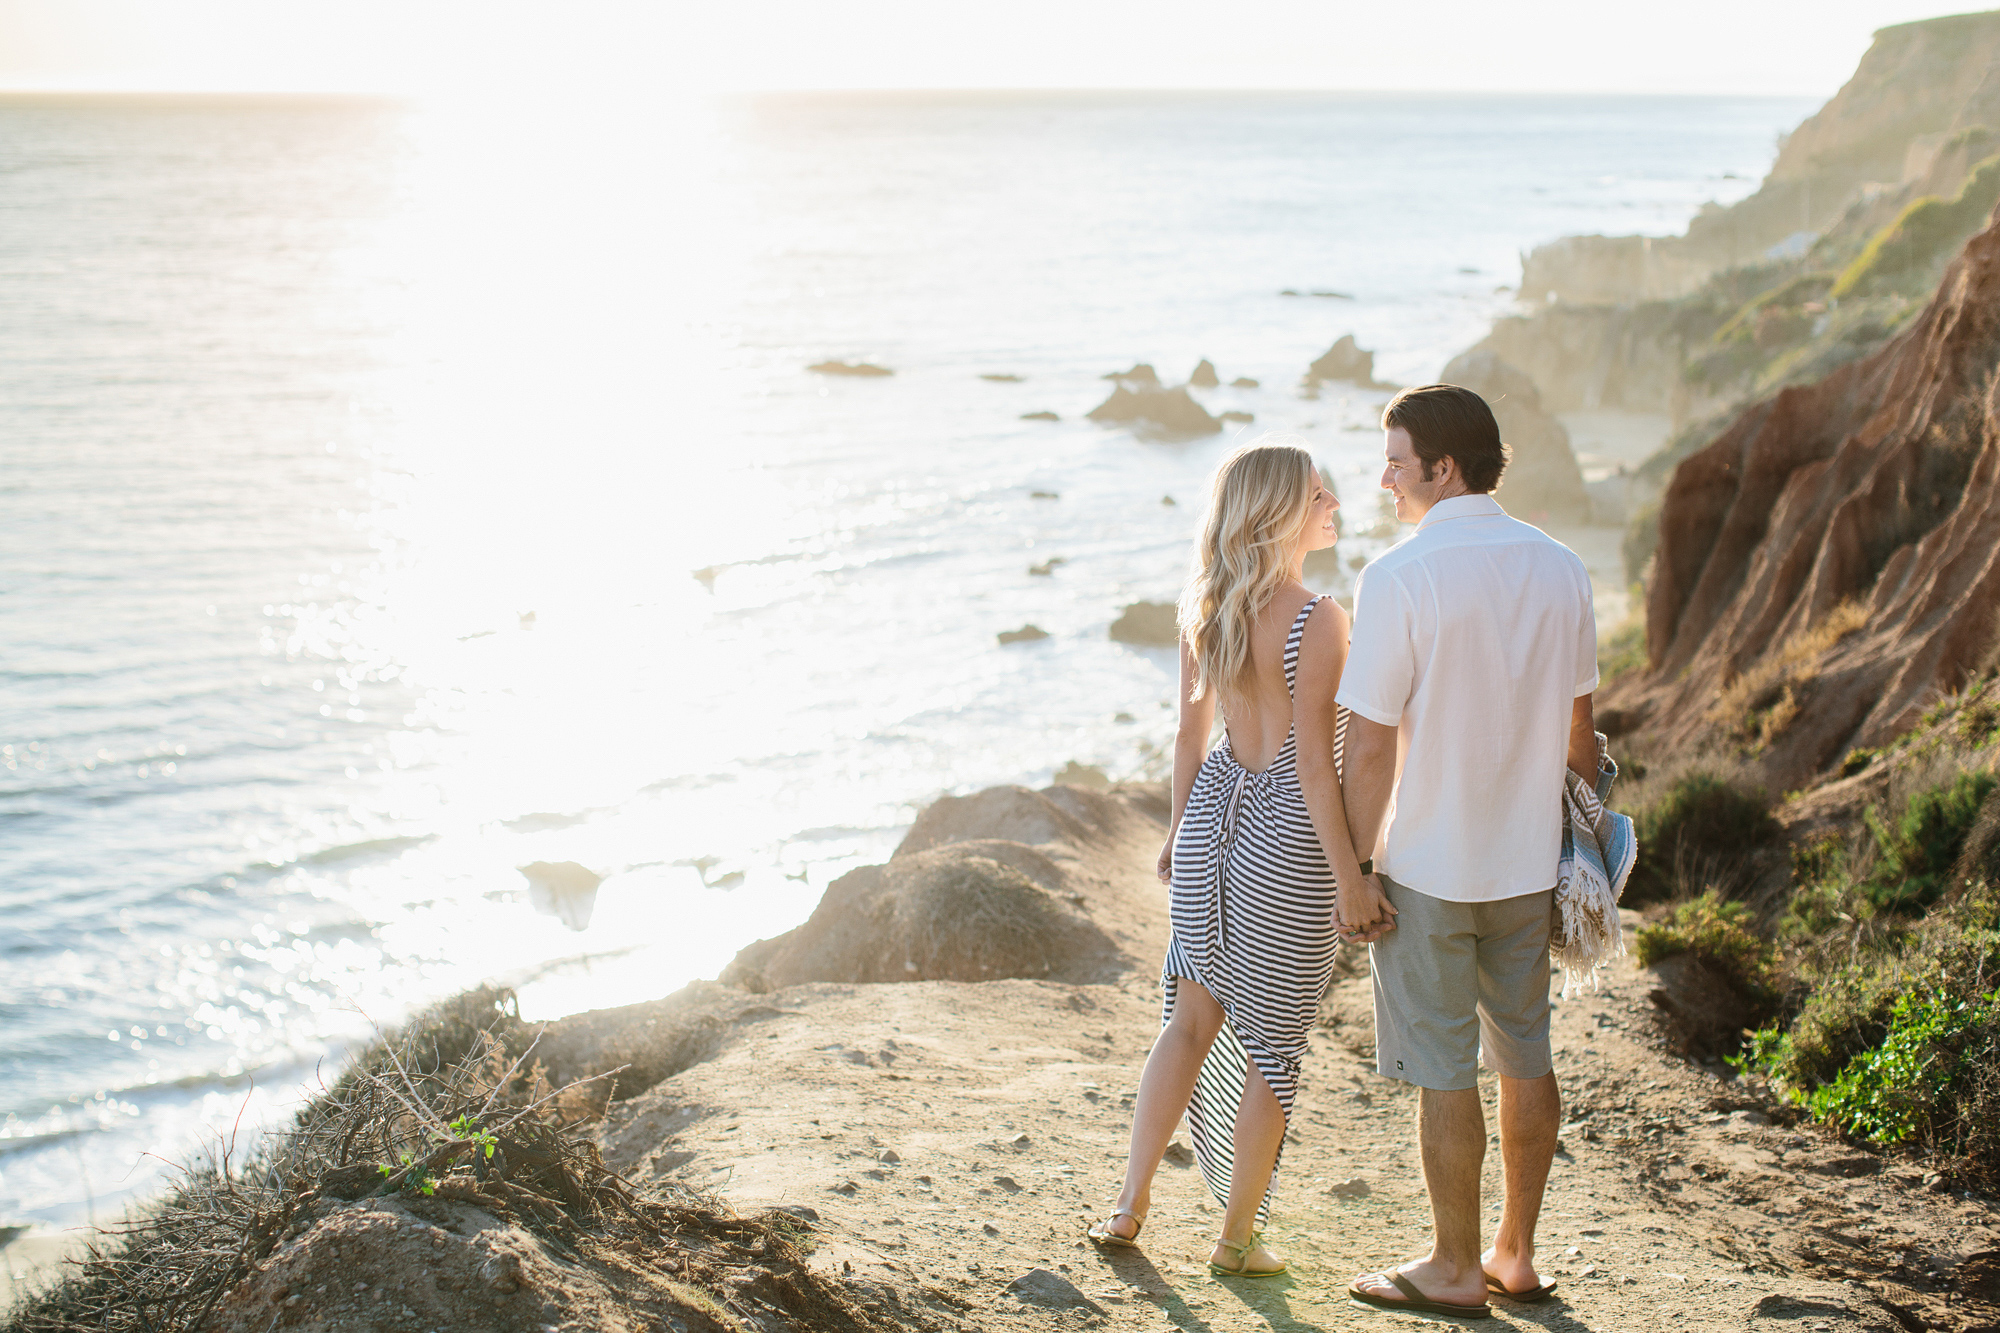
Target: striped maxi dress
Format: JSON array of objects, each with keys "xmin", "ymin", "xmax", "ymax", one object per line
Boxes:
[{"xmin": 1162, "ymin": 595, "xmax": 1343, "ymax": 1227}]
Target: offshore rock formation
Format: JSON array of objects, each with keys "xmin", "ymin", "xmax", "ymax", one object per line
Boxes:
[
  {"xmin": 1440, "ymin": 350, "xmax": 1591, "ymax": 525},
  {"xmin": 1306, "ymin": 334, "xmax": 1380, "ymax": 386},
  {"xmin": 1086, "ymin": 383, "xmax": 1221, "ymax": 436},
  {"xmin": 1108, "ymin": 600, "xmax": 1179, "ymax": 645},
  {"xmin": 1607, "ymin": 206, "xmax": 2000, "ymax": 787}
]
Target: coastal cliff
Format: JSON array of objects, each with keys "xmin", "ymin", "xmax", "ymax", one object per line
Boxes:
[
  {"xmin": 1472, "ymin": 9, "xmax": 2000, "ymax": 468},
  {"xmin": 1522, "ymin": 11, "xmax": 2000, "ymax": 309},
  {"xmin": 1605, "ymin": 202, "xmax": 2000, "ymax": 788}
]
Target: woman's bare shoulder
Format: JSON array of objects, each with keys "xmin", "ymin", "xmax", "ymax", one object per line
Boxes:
[{"xmin": 1302, "ymin": 594, "xmax": 1351, "ymax": 639}]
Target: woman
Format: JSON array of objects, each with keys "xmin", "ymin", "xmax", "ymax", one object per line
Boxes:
[{"xmin": 1088, "ymin": 438, "xmax": 1374, "ymax": 1277}]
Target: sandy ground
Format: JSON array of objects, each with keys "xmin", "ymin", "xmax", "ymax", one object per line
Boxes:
[{"xmin": 593, "ymin": 924, "xmax": 1998, "ymax": 1331}]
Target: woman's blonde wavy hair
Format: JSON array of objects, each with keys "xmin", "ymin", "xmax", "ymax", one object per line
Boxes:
[{"xmin": 1177, "ymin": 438, "xmax": 1318, "ymax": 706}]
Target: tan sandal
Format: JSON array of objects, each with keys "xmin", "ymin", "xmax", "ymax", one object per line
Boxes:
[
  {"xmin": 1209, "ymin": 1234, "xmax": 1287, "ymax": 1278},
  {"xmin": 1086, "ymin": 1209, "xmax": 1144, "ymax": 1248}
]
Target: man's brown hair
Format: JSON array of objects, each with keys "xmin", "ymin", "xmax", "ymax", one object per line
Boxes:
[{"xmin": 1380, "ymin": 383, "xmax": 1508, "ymax": 493}]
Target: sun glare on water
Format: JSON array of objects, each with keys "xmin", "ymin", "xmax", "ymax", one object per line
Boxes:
[{"xmin": 278, "ymin": 88, "xmax": 829, "ymax": 1019}]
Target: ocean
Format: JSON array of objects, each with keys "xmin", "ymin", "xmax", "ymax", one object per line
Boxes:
[{"xmin": 0, "ymin": 89, "xmax": 1814, "ymax": 1231}]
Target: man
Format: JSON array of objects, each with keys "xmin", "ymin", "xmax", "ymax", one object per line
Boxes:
[{"xmin": 1329, "ymin": 383, "xmax": 1600, "ymax": 1320}]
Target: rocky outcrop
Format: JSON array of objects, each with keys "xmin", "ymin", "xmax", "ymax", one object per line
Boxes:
[
  {"xmin": 1108, "ymin": 600, "xmax": 1179, "ymax": 645},
  {"xmin": 1190, "ymin": 358, "xmax": 1220, "ymax": 388},
  {"xmin": 807, "ymin": 360, "xmax": 893, "ymax": 377},
  {"xmin": 1306, "ymin": 334, "xmax": 1380, "ymax": 386},
  {"xmin": 1439, "ymin": 351, "xmax": 1591, "ymax": 525},
  {"xmin": 720, "ymin": 784, "xmax": 1169, "ymax": 991},
  {"xmin": 1607, "ymin": 205, "xmax": 2000, "ymax": 787},
  {"xmin": 1086, "ymin": 384, "xmax": 1220, "ymax": 436},
  {"xmin": 1102, "ymin": 362, "xmax": 1160, "ymax": 385}
]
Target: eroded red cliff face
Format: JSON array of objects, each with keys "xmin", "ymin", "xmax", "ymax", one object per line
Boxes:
[{"xmin": 1610, "ymin": 205, "xmax": 2000, "ymax": 786}]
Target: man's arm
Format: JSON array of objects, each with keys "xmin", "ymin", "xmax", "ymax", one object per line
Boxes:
[
  {"xmin": 1568, "ymin": 693, "xmax": 1598, "ymax": 783},
  {"xmin": 1343, "ymin": 713, "xmax": 1398, "ymax": 859}
]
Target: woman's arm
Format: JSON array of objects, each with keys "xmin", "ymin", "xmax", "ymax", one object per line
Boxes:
[
  {"xmin": 1295, "ymin": 601, "xmax": 1396, "ymax": 939},
  {"xmin": 1160, "ymin": 635, "xmax": 1216, "ymax": 882}
]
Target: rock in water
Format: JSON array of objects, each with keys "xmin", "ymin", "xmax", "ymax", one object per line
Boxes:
[
  {"xmin": 1220, "ymin": 409, "xmax": 1254, "ymax": 423},
  {"xmin": 1109, "ymin": 601, "xmax": 1180, "ymax": 645},
  {"xmin": 1232, "ymin": 376, "xmax": 1261, "ymax": 388},
  {"xmin": 1302, "ymin": 545, "xmax": 1344, "ymax": 585},
  {"xmin": 1101, "ymin": 362, "xmax": 1160, "ymax": 385},
  {"xmin": 807, "ymin": 360, "xmax": 893, "ymax": 377},
  {"xmin": 1007, "ymin": 1269, "xmax": 1108, "ymax": 1315},
  {"xmin": 997, "ymin": 624, "xmax": 1049, "ymax": 644},
  {"xmin": 1189, "ymin": 358, "xmax": 1220, "ymax": 387},
  {"xmin": 1438, "ymin": 350, "xmax": 1591, "ymax": 526},
  {"xmin": 1085, "ymin": 384, "xmax": 1220, "ymax": 436},
  {"xmin": 518, "ymin": 861, "xmax": 602, "ymax": 931},
  {"xmin": 980, "ymin": 372, "xmax": 1025, "ymax": 381},
  {"xmin": 1019, "ymin": 410, "xmax": 1059, "ymax": 421},
  {"xmin": 1307, "ymin": 334, "xmax": 1378, "ymax": 385},
  {"xmin": 1052, "ymin": 761, "xmax": 1109, "ymax": 789}
]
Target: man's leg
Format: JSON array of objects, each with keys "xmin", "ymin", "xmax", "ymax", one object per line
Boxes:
[
  {"xmin": 1412, "ymin": 1085, "xmax": 1488, "ymax": 1286},
  {"xmin": 1348, "ymin": 879, "xmax": 1490, "ymax": 1309},
  {"xmin": 1484, "ymin": 1070, "xmax": 1559, "ymax": 1291},
  {"xmin": 1471, "ymin": 887, "xmax": 1559, "ymax": 1294}
]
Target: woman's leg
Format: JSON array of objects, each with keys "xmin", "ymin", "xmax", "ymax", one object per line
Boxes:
[
  {"xmin": 1100, "ymin": 978, "xmax": 1225, "ymax": 1237},
  {"xmin": 1213, "ymin": 1062, "xmax": 1286, "ymax": 1268}
]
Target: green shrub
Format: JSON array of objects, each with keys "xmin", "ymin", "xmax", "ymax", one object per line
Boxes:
[
  {"xmin": 1779, "ymin": 835, "xmax": 1873, "ymax": 942},
  {"xmin": 1744, "ymin": 881, "xmax": 2000, "ymax": 1182},
  {"xmin": 1635, "ymin": 890, "xmax": 1781, "ymax": 1013},
  {"xmin": 1803, "ymin": 986, "xmax": 2000, "ymax": 1146},
  {"xmin": 1861, "ymin": 771, "xmax": 1998, "ymax": 913},
  {"xmin": 1626, "ymin": 772, "xmax": 1779, "ymax": 904},
  {"xmin": 1832, "ymin": 154, "xmax": 2000, "ymax": 299},
  {"xmin": 1839, "ymin": 746, "xmax": 1880, "ymax": 777}
]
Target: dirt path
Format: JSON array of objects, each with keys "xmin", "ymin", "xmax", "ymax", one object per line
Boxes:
[{"xmin": 592, "ymin": 914, "xmax": 1998, "ymax": 1331}]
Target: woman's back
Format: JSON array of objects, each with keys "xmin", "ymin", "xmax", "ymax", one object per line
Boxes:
[{"xmin": 1220, "ymin": 586, "xmax": 1319, "ymax": 773}]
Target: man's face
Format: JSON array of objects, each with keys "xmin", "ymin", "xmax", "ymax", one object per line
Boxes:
[{"xmin": 1380, "ymin": 426, "xmax": 1452, "ymax": 523}]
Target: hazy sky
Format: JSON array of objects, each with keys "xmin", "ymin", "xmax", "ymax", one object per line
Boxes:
[{"xmin": 0, "ymin": 0, "xmax": 1981, "ymax": 97}]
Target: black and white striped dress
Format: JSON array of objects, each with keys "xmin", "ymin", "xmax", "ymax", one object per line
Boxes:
[{"xmin": 1163, "ymin": 595, "xmax": 1343, "ymax": 1227}]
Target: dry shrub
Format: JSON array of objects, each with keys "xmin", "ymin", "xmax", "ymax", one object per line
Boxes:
[
  {"xmin": 4, "ymin": 998, "xmax": 902, "ymax": 1333},
  {"xmin": 1710, "ymin": 599, "xmax": 1868, "ymax": 747},
  {"xmin": 1621, "ymin": 757, "xmax": 1780, "ymax": 906}
]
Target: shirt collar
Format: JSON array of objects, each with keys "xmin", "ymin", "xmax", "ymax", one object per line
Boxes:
[{"xmin": 1415, "ymin": 492, "xmax": 1505, "ymax": 530}]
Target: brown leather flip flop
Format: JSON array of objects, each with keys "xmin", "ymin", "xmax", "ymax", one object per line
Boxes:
[
  {"xmin": 1485, "ymin": 1273, "xmax": 1558, "ymax": 1302},
  {"xmin": 1347, "ymin": 1270, "xmax": 1492, "ymax": 1319}
]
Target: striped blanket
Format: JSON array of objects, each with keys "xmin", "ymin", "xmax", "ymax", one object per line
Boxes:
[{"xmin": 1552, "ymin": 731, "xmax": 1638, "ymax": 997}]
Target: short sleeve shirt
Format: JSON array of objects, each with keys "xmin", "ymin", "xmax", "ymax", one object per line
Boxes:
[{"xmin": 1335, "ymin": 493, "xmax": 1598, "ymax": 902}]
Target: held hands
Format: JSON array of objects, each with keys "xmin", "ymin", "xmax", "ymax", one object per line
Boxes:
[{"xmin": 1334, "ymin": 873, "xmax": 1397, "ymax": 946}]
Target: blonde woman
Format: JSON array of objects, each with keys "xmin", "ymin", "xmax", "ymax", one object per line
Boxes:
[{"xmin": 1088, "ymin": 439, "xmax": 1389, "ymax": 1277}]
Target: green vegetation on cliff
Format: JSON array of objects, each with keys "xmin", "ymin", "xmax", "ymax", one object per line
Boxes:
[
  {"xmin": 1621, "ymin": 682, "xmax": 2000, "ymax": 1187},
  {"xmin": 1833, "ymin": 153, "xmax": 2000, "ymax": 299}
]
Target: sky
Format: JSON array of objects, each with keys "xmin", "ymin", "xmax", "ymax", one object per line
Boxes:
[{"xmin": 0, "ymin": 0, "xmax": 1983, "ymax": 97}]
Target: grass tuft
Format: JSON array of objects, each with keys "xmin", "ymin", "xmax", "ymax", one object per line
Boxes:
[{"xmin": 1709, "ymin": 600, "xmax": 1868, "ymax": 749}]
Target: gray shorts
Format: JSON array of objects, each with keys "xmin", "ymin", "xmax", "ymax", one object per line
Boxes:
[{"xmin": 1369, "ymin": 875, "xmax": 1554, "ymax": 1090}]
